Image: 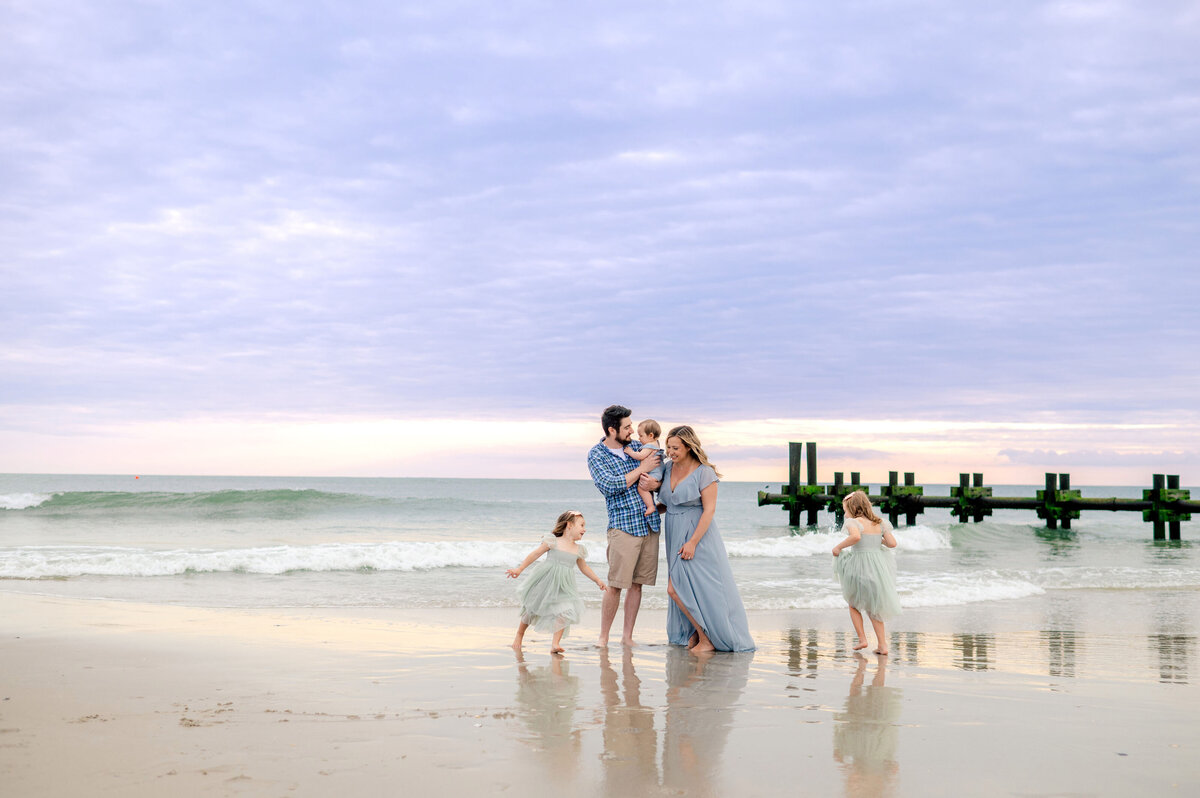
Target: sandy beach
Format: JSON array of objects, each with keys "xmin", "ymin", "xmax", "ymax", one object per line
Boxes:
[{"xmin": 2, "ymin": 591, "xmax": 1197, "ymax": 797}]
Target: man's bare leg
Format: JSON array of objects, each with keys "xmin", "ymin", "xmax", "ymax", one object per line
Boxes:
[
  {"xmin": 621, "ymin": 583, "xmax": 642, "ymax": 646},
  {"xmin": 597, "ymin": 585, "xmax": 621, "ymax": 646}
]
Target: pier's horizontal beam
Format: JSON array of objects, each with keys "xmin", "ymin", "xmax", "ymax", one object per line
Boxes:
[{"xmin": 758, "ymin": 442, "xmax": 1193, "ymax": 539}]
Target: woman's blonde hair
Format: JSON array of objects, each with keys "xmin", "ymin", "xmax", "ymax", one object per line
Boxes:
[
  {"xmin": 551, "ymin": 510, "xmax": 582, "ymax": 537},
  {"xmin": 665, "ymin": 425, "xmax": 722, "ymax": 478},
  {"xmin": 842, "ymin": 490, "xmax": 882, "ymax": 524}
]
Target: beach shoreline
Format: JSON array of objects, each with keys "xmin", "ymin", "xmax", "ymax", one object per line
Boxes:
[{"xmin": 2, "ymin": 591, "xmax": 1197, "ymax": 796}]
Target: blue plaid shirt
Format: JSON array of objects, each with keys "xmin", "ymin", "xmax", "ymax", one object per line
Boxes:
[{"xmin": 587, "ymin": 440, "xmax": 661, "ymax": 537}]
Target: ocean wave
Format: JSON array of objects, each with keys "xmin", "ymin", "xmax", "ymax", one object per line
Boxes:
[
  {"xmin": 0, "ymin": 540, "xmax": 610, "ymax": 579},
  {"xmin": 0, "ymin": 493, "xmax": 56, "ymax": 510},
  {"xmin": 726, "ymin": 525, "xmax": 950, "ymax": 558}
]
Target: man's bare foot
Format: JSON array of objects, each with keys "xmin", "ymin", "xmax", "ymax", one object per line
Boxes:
[
  {"xmin": 853, "ymin": 642, "xmax": 869, "ymax": 651},
  {"xmin": 594, "ymin": 638, "xmax": 609, "ymax": 648},
  {"xmin": 621, "ymin": 636, "xmax": 636, "ymax": 647}
]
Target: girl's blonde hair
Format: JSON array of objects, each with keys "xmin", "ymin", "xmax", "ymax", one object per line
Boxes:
[
  {"xmin": 551, "ymin": 510, "xmax": 582, "ymax": 537},
  {"xmin": 665, "ymin": 426, "xmax": 722, "ymax": 478},
  {"xmin": 843, "ymin": 490, "xmax": 882, "ymax": 524}
]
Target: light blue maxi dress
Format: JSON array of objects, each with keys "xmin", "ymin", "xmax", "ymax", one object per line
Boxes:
[{"xmin": 661, "ymin": 462, "xmax": 755, "ymax": 652}]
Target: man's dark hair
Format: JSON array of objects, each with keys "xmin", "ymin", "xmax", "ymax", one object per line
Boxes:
[{"xmin": 601, "ymin": 405, "xmax": 632, "ymax": 437}]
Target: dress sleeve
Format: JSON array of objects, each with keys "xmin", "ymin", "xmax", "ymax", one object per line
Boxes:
[
  {"xmin": 696, "ymin": 465, "xmax": 718, "ymax": 491},
  {"xmin": 576, "ymin": 543, "xmax": 588, "ymax": 560},
  {"xmin": 542, "ymin": 534, "xmax": 559, "ymax": 549}
]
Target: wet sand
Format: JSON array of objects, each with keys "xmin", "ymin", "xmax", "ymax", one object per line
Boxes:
[{"xmin": 1, "ymin": 592, "xmax": 1197, "ymax": 796}]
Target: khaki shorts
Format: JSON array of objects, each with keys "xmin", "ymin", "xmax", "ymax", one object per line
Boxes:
[{"xmin": 606, "ymin": 528, "xmax": 660, "ymax": 589}]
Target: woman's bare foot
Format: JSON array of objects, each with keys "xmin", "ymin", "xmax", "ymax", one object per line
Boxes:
[
  {"xmin": 692, "ymin": 640, "xmax": 716, "ymax": 654},
  {"xmin": 687, "ymin": 631, "xmax": 699, "ymax": 649}
]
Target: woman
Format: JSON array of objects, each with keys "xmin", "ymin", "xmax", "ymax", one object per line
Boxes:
[{"xmin": 658, "ymin": 426, "xmax": 754, "ymax": 653}]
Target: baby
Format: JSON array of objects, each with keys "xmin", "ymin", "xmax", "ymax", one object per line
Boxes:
[{"xmin": 624, "ymin": 419, "xmax": 665, "ymax": 516}]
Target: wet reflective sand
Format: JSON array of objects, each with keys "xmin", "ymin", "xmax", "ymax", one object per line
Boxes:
[{"xmin": 2, "ymin": 593, "xmax": 1198, "ymax": 796}]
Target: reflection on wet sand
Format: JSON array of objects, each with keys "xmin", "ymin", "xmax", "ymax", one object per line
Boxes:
[
  {"xmin": 785, "ymin": 628, "xmax": 820, "ymax": 677},
  {"xmin": 598, "ymin": 647, "xmax": 659, "ymax": 795},
  {"xmin": 1150, "ymin": 634, "xmax": 1193, "ymax": 684},
  {"xmin": 662, "ymin": 648, "xmax": 753, "ymax": 798},
  {"xmin": 953, "ymin": 633, "xmax": 993, "ymax": 671},
  {"xmin": 833, "ymin": 653, "xmax": 901, "ymax": 798},
  {"xmin": 513, "ymin": 651, "xmax": 581, "ymax": 779},
  {"xmin": 1043, "ymin": 630, "xmax": 1077, "ymax": 678}
]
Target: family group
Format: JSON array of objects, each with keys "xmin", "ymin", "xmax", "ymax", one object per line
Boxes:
[{"xmin": 506, "ymin": 405, "xmax": 901, "ymax": 655}]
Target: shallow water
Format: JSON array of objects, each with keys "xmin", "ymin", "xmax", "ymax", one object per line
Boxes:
[{"xmin": 2, "ymin": 474, "xmax": 1197, "ymax": 614}]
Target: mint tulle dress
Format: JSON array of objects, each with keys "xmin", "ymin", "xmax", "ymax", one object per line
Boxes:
[
  {"xmin": 833, "ymin": 520, "xmax": 901, "ymax": 621},
  {"xmin": 516, "ymin": 535, "xmax": 586, "ymax": 636}
]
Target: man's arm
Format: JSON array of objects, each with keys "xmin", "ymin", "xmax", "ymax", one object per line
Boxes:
[{"xmin": 589, "ymin": 448, "xmax": 660, "ymax": 495}]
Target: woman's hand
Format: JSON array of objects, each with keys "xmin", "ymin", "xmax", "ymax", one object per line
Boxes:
[
  {"xmin": 505, "ymin": 567, "xmax": 521, "ymax": 578},
  {"xmin": 679, "ymin": 540, "xmax": 697, "ymax": 560}
]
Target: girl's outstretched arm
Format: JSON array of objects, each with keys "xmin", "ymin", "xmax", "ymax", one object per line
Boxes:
[
  {"xmin": 506, "ymin": 542, "xmax": 550, "ymax": 578},
  {"xmin": 576, "ymin": 559, "xmax": 608, "ymax": 591},
  {"xmin": 832, "ymin": 520, "xmax": 862, "ymax": 556}
]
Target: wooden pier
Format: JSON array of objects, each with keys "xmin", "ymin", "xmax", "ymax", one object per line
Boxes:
[{"xmin": 757, "ymin": 442, "xmax": 1196, "ymax": 540}]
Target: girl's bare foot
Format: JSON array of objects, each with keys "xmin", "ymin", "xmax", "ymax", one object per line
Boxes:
[
  {"xmin": 874, "ymin": 649, "xmax": 889, "ymax": 656},
  {"xmin": 551, "ymin": 646, "xmax": 565, "ymax": 654},
  {"xmin": 853, "ymin": 642, "xmax": 869, "ymax": 651},
  {"xmin": 511, "ymin": 640, "xmax": 523, "ymax": 650}
]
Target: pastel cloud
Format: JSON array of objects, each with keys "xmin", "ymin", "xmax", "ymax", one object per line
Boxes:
[{"xmin": 2, "ymin": 1, "xmax": 1198, "ymax": 481}]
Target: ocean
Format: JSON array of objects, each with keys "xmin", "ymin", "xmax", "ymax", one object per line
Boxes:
[{"xmin": 3, "ymin": 473, "xmax": 1198, "ymax": 621}]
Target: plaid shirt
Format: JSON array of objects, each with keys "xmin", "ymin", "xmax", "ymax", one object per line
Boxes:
[{"xmin": 587, "ymin": 440, "xmax": 661, "ymax": 537}]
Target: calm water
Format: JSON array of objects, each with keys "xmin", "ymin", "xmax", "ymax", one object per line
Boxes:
[{"xmin": 2, "ymin": 474, "xmax": 1197, "ymax": 616}]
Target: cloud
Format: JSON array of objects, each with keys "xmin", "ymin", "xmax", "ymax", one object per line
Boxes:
[{"xmin": 2, "ymin": 0, "xmax": 1198, "ymax": 476}]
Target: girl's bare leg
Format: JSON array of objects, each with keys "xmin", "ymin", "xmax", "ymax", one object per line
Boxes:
[
  {"xmin": 869, "ymin": 616, "xmax": 888, "ymax": 655},
  {"xmin": 848, "ymin": 607, "xmax": 868, "ymax": 649},
  {"xmin": 668, "ymin": 579, "xmax": 714, "ymax": 652},
  {"xmin": 550, "ymin": 627, "xmax": 565, "ymax": 654},
  {"xmin": 512, "ymin": 621, "xmax": 529, "ymax": 650}
]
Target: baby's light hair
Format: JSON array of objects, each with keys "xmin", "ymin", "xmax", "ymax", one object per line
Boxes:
[
  {"xmin": 551, "ymin": 510, "xmax": 582, "ymax": 537},
  {"xmin": 638, "ymin": 419, "xmax": 662, "ymax": 439}
]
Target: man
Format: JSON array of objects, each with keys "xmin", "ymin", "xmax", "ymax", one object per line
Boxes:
[{"xmin": 587, "ymin": 404, "xmax": 662, "ymax": 646}]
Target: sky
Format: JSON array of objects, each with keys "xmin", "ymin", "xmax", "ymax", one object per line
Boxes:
[{"xmin": 2, "ymin": 1, "xmax": 1199, "ymax": 484}]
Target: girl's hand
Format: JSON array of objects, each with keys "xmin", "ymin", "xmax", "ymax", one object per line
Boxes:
[
  {"xmin": 679, "ymin": 540, "xmax": 697, "ymax": 560},
  {"xmin": 506, "ymin": 567, "xmax": 521, "ymax": 578},
  {"xmin": 832, "ymin": 547, "xmax": 840, "ymax": 557},
  {"xmin": 597, "ymin": 581, "xmax": 608, "ymax": 593}
]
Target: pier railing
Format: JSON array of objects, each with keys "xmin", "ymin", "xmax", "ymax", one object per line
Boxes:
[{"xmin": 757, "ymin": 442, "xmax": 1195, "ymax": 540}]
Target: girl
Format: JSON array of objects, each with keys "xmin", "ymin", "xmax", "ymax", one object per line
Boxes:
[
  {"xmin": 832, "ymin": 491, "xmax": 901, "ymax": 655},
  {"xmin": 507, "ymin": 511, "xmax": 608, "ymax": 653}
]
